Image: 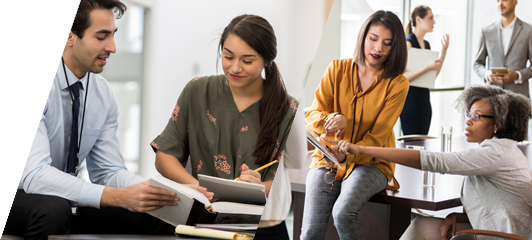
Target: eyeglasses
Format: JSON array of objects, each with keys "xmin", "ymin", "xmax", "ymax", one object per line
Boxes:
[
  {"xmin": 322, "ymin": 160, "xmax": 335, "ymax": 194},
  {"xmin": 465, "ymin": 112, "xmax": 495, "ymax": 121}
]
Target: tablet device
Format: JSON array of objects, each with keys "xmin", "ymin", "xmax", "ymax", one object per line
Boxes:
[
  {"xmin": 490, "ymin": 67, "xmax": 508, "ymax": 74},
  {"xmin": 306, "ymin": 129, "xmax": 344, "ymax": 168}
]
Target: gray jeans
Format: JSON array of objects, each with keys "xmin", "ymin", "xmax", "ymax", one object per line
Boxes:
[{"xmin": 300, "ymin": 164, "xmax": 388, "ymax": 240}]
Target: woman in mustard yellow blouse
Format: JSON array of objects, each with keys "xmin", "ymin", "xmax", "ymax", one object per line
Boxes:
[{"xmin": 301, "ymin": 11, "xmax": 409, "ymax": 240}]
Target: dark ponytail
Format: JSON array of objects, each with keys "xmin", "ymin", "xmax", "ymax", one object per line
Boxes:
[
  {"xmin": 405, "ymin": 20, "xmax": 413, "ymax": 35},
  {"xmin": 406, "ymin": 5, "xmax": 431, "ymax": 35},
  {"xmin": 218, "ymin": 14, "xmax": 289, "ymax": 165}
]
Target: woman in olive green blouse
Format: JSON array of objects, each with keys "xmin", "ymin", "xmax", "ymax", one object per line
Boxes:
[{"xmin": 150, "ymin": 15, "xmax": 297, "ymax": 201}]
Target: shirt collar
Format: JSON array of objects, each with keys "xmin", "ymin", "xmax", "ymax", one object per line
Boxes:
[
  {"xmin": 57, "ymin": 59, "xmax": 88, "ymax": 91},
  {"xmin": 501, "ymin": 17, "xmax": 517, "ymax": 30}
]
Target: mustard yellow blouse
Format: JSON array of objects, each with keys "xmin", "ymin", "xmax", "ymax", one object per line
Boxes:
[{"xmin": 305, "ymin": 59, "xmax": 409, "ymax": 189}]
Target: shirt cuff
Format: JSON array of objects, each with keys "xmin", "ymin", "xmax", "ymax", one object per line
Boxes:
[
  {"xmin": 419, "ymin": 150, "xmax": 430, "ymax": 171},
  {"xmin": 485, "ymin": 71, "xmax": 491, "ymax": 82},
  {"xmin": 514, "ymin": 71, "xmax": 523, "ymax": 84},
  {"xmin": 77, "ymin": 181, "xmax": 105, "ymax": 208}
]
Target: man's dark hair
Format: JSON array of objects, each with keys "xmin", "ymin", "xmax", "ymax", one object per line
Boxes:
[{"xmin": 71, "ymin": 0, "xmax": 127, "ymax": 39}]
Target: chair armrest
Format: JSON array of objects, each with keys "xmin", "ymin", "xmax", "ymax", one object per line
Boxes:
[{"xmin": 454, "ymin": 229, "xmax": 528, "ymax": 240}]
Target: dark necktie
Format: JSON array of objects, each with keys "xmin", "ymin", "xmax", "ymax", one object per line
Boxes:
[{"xmin": 67, "ymin": 82, "xmax": 81, "ymax": 174}]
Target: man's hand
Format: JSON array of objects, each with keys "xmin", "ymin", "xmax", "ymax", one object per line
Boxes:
[
  {"xmin": 237, "ymin": 164, "xmax": 262, "ymax": 184},
  {"xmin": 490, "ymin": 70, "xmax": 519, "ymax": 84},
  {"xmin": 103, "ymin": 181, "xmax": 179, "ymax": 212}
]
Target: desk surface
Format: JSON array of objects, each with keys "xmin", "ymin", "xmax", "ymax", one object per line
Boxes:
[
  {"xmin": 48, "ymin": 235, "xmax": 209, "ymax": 240},
  {"xmin": 288, "ymin": 137, "xmax": 488, "ymax": 211}
]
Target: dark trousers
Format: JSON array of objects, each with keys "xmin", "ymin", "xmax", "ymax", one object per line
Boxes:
[
  {"xmin": 254, "ymin": 221, "xmax": 289, "ymax": 240},
  {"xmin": 400, "ymin": 86, "xmax": 432, "ymax": 135},
  {"xmin": 3, "ymin": 190, "xmax": 175, "ymax": 240}
]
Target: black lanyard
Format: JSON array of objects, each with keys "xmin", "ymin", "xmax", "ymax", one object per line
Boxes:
[{"xmin": 61, "ymin": 58, "xmax": 89, "ymax": 168}]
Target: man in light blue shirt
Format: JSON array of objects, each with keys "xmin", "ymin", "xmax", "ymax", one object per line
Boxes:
[{"xmin": 3, "ymin": 0, "xmax": 211, "ymax": 239}]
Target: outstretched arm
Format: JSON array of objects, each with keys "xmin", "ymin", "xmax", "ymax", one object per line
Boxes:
[{"xmin": 331, "ymin": 140, "xmax": 422, "ymax": 170}]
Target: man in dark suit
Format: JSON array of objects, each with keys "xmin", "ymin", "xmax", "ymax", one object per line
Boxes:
[{"xmin": 473, "ymin": 0, "xmax": 532, "ymax": 98}]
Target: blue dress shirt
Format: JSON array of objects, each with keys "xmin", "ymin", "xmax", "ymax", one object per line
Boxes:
[{"xmin": 19, "ymin": 61, "xmax": 145, "ymax": 208}]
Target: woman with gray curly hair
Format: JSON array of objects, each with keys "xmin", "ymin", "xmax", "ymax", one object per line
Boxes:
[{"xmin": 325, "ymin": 85, "xmax": 532, "ymax": 239}]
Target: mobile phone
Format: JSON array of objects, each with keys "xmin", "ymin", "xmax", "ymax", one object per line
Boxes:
[{"xmin": 491, "ymin": 67, "xmax": 508, "ymax": 74}]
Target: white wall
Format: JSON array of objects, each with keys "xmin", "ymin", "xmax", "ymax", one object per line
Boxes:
[
  {"xmin": 305, "ymin": 0, "xmax": 342, "ymax": 107},
  {"xmin": 122, "ymin": 0, "xmax": 325, "ymax": 178}
]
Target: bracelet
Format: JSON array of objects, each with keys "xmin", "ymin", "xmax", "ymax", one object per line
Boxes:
[{"xmin": 333, "ymin": 113, "xmax": 344, "ymax": 118}]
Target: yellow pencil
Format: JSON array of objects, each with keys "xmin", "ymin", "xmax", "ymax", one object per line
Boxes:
[{"xmin": 234, "ymin": 160, "xmax": 279, "ymax": 181}]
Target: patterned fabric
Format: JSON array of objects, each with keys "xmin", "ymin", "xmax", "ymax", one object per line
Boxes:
[{"xmin": 151, "ymin": 74, "xmax": 298, "ymax": 181}]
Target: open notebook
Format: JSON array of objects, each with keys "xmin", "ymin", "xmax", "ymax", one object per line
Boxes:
[
  {"xmin": 148, "ymin": 175, "xmax": 263, "ymax": 226},
  {"xmin": 198, "ymin": 174, "xmax": 266, "ymax": 204}
]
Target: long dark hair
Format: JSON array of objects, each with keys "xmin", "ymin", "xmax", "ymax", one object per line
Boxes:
[
  {"xmin": 406, "ymin": 5, "xmax": 431, "ymax": 35},
  {"xmin": 218, "ymin": 14, "xmax": 289, "ymax": 165},
  {"xmin": 353, "ymin": 10, "xmax": 407, "ymax": 80}
]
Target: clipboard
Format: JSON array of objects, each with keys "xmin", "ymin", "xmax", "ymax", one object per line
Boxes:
[
  {"xmin": 306, "ymin": 129, "xmax": 344, "ymax": 168},
  {"xmin": 406, "ymin": 48, "xmax": 439, "ymax": 89}
]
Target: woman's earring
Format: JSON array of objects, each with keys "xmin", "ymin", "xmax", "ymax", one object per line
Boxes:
[
  {"xmin": 261, "ymin": 68, "xmax": 266, "ymax": 79},
  {"xmin": 494, "ymin": 130, "xmax": 497, "ymax": 134}
]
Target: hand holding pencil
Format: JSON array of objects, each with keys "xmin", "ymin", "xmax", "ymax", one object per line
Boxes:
[{"xmin": 235, "ymin": 160, "xmax": 279, "ymax": 182}]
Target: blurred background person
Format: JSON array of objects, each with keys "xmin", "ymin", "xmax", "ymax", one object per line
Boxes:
[
  {"xmin": 400, "ymin": 5, "xmax": 450, "ymax": 135},
  {"xmin": 473, "ymin": 0, "xmax": 532, "ymax": 98}
]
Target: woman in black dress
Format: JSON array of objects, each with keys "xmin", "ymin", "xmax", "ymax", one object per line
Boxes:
[{"xmin": 400, "ymin": 5, "xmax": 450, "ymax": 135}]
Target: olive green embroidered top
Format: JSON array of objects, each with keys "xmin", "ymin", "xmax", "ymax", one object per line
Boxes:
[{"xmin": 151, "ymin": 74, "xmax": 298, "ymax": 181}]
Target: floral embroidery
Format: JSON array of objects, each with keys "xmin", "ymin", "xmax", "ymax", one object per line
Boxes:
[
  {"xmin": 206, "ymin": 110, "xmax": 217, "ymax": 125},
  {"xmin": 225, "ymin": 79, "xmax": 229, "ymax": 86},
  {"xmin": 290, "ymin": 99, "xmax": 298, "ymax": 112},
  {"xmin": 194, "ymin": 77, "xmax": 202, "ymax": 81},
  {"xmin": 241, "ymin": 126, "xmax": 248, "ymax": 132},
  {"xmin": 198, "ymin": 160, "xmax": 203, "ymax": 170},
  {"xmin": 278, "ymin": 150, "xmax": 284, "ymax": 161},
  {"xmin": 171, "ymin": 103, "xmax": 180, "ymax": 121},
  {"xmin": 269, "ymin": 139, "xmax": 281, "ymax": 162},
  {"xmin": 150, "ymin": 141, "xmax": 159, "ymax": 150},
  {"xmin": 214, "ymin": 154, "xmax": 230, "ymax": 174}
]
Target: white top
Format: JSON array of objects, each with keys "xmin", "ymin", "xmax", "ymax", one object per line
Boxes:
[
  {"xmin": 421, "ymin": 138, "xmax": 532, "ymax": 238},
  {"xmin": 260, "ymin": 98, "xmax": 307, "ymax": 220},
  {"xmin": 502, "ymin": 17, "xmax": 517, "ymax": 56}
]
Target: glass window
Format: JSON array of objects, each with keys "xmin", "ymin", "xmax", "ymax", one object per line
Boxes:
[
  {"xmin": 78, "ymin": 5, "xmax": 146, "ymax": 181},
  {"xmin": 340, "ymin": 0, "xmax": 403, "ymax": 59}
]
